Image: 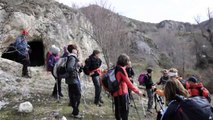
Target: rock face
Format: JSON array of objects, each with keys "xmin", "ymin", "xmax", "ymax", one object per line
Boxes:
[
  {"xmin": 0, "ymin": 0, "xmax": 100, "ymax": 62},
  {"xmin": 18, "ymin": 101, "xmax": 33, "ymax": 113}
]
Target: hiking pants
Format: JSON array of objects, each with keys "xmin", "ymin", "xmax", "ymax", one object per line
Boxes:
[
  {"xmin": 68, "ymin": 82, "xmax": 81, "ymax": 115},
  {"xmin": 17, "ymin": 54, "xmax": 30, "ymax": 76},
  {"xmin": 92, "ymin": 75, "xmax": 102, "ymax": 104},
  {"xmin": 146, "ymin": 89, "xmax": 154, "ymax": 110},
  {"xmin": 114, "ymin": 94, "xmax": 129, "ymax": 120},
  {"xmin": 52, "ymin": 78, "xmax": 62, "ymax": 96}
]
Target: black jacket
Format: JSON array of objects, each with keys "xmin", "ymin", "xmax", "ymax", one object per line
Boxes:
[
  {"xmin": 126, "ymin": 67, "xmax": 135, "ymax": 78},
  {"xmin": 144, "ymin": 74, "xmax": 154, "ymax": 89},
  {"xmin": 89, "ymin": 55, "xmax": 102, "ymax": 70}
]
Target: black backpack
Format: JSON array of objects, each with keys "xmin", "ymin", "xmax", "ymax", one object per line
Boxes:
[
  {"xmin": 174, "ymin": 95, "xmax": 213, "ymax": 120},
  {"xmin": 83, "ymin": 58, "xmax": 91, "ymax": 75}
]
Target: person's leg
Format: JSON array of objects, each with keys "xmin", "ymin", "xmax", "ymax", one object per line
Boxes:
[
  {"xmin": 92, "ymin": 76, "xmax": 101, "ymax": 104},
  {"xmin": 147, "ymin": 89, "xmax": 154, "ymax": 111},
  {"xmin": 120, "ymin": 94, "xmax": 129, "ymax": 120},
  {"xmin": 72, "ymin": 82, "xmax": 81, "ymax": 116},
  {"xmin": 114, "ymin": 96, "xmax": 121, "ymax": 120},
  {"xmin": 68, "ymin": 84, "xmax": 72, "ymax": 105},
  {"xmin": 57, "ymin": 78, "xmax": 63, "ymax": 97}
]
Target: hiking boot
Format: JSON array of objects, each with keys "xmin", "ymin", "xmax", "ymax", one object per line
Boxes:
[
  {"xmin": 72, "ymin": 114, "xmax": 84, "ymax": 119},
  {"xmin": 59, "ymin": 93, "xmax": 64, "ymax": 97},
  {"xmin": 99, "ymin": 99, "xmax": 104, "ymax": 104},
  {"xmin": 22, "ymin": 74, "xmax": 31, "ymax": 78}
]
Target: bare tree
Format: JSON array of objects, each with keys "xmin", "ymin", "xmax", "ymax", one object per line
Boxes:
[{"xmin": 81, "ymin": 2, "xmax": 131, "ymax": 68}]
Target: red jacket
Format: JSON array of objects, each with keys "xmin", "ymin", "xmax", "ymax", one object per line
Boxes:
[
  {"xmin": 113, "ymin": 66, "xmax": 140, "ymax": 97},
  {"xmin": 186, "ymin": 82, "xmax": 209, "ymax": 98}
]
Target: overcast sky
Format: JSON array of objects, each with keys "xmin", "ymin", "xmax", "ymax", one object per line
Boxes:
[{"xmin": 56, "ymin": 0, "xmax": 213, "ymax": 24}]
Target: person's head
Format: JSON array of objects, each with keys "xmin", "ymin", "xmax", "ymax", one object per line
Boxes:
[
  {"xmin": 92, "ymin": 50, "xmax": 101, "ymax": 58},
  {"xmin": 117, "ymin": 54, "xmax": 130, "ymax": 67},
  {"xmin": 127, "ymin": 61, "xmax": 132, "ymax": 67},
  {"xmin": 161, "ymin": 69, "xmax": 169, "ymax": 76},
  {"xmin": 187, "ymin": 76, "xmax": 198, "ymax": 85},
  {"xmin": 168, "ymin": 68, "xmax": 178, "ymax": 80},
  {"xmin": 21, "ymin": 29, "xmax": 29, "ymax": 36},
  {"xmin": 67, "ymin": 44, "xmax": 78, "ymax": 55},
  {"xmin": 164, "ymin": 80, "xmax": 189, "ymax": 103},
  {"xmin": 147, "ymin": 67, "xmax": 153, "ymax": 74},
  {"xmin": 51, "ymin": 45, "xmax": 60, "ymax": 55}
]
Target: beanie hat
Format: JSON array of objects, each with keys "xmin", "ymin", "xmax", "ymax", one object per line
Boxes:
[
  {"xmin": 187, "ymin": 76, "xmax": 198, "ymax": 83},
  {"xmin": 21, "ymin": 29, "xmax": 29, "ymax": 35}
]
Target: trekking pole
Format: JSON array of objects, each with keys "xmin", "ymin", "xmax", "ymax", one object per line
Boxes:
[
  {"xmin": 131, "ymin": 95, "xmax": 141, "ymax": 120},
  {"xmin": 140, "ymin": 96, "xmax": 146, "ymax": 118}
]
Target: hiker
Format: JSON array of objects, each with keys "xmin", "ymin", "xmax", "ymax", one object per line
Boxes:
[
  {"xmin": 14, "ymin": 29, "xmax": 31, "ymax": 78},
  {"xmin": 47, "ymin": 45, "xmax": 61, "ymax": 98},
  {"xmin": 65, "ymin": 44, "xmax": 83, "ymax": 118},
  {"xmin": 113, "ymin": 54, "xmax": 142, "ymax": 120},
  {"xmin": 125, "ymin": 61, "xmax": 135, "ymax": 100},
  {"xmin": 186, "ymin": 76, "xmax": 211, "ymax": 102},
  {"xmin": 156, "ymin": 69, "xmax": 169, "ymax": 88},
  {"xmin": 160, "ymin": 80, "xmax": 189, "ymax": 119},
  {"xmin": 144, "ymin": 67, "xmax": 155, "ymax": 113},
  {"xmin": 87, "ymin": 50, "xmax": 103, "ymax": 106}
]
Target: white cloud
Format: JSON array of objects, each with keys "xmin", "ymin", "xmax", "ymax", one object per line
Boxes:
[{"xmin": 56, "ymin": 0, "xmax": 213, "ymax": 23}]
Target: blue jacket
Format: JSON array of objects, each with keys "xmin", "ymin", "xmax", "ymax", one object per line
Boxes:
[{"xmin": 14, "ymin": 35, "xmax": 29, "ymax": 56}]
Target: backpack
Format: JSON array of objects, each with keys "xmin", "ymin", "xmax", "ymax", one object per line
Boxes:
[
  {"xmin": 138, "ymin": 73, "xmax": 147, "ymax": 86},
  {"xmin": 101, "ymin": 67, "xmax": 121, "ymax": 94},
  {"xmin": 83, "ymin": 58, "xmax": 91, "ymax": 75},
  {"xmin": 53, "ymin": 56, "xmax": 70, "ymax": 78},
  {"xmin": 173, "ymin": 95, "xmax": 213, "ymax": 120},
  {"xmin": 46, "ymin": 52, "xmax": 52, "ymax": 71}
]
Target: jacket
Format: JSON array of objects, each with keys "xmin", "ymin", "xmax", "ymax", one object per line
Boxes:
[
  {"xmin": 126, "ymin": 67, "xmax": 135, "ymax": 78},
  {"xmin": 89, "ymin": 55, "xmax": 102, "ymax": 76},
  {"xmin": 144, "ymin": 74, "xmax": 154, "ymax": 89},
  {"xmin": 186, "ymin": 82, "xmax": 210, "ymax": 100},
  {"xmin": 158, "ymin": 76, "xmax": 169, "ymax": 85},
  {"xmin": 113, "ymin": 66, "xmax": 140, "ymax": 97},
  {"xmin": 65, "ymin": 53, "xmax": 80, "ymax": 84},
  {"xmin": 14, "ymin": 35, "xmax": 29, "ymax": 56}
]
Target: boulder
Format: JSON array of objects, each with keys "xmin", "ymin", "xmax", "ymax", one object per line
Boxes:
[{"xmin": 18, "ymin": 101, "xmax": 33, "ymax": 113}]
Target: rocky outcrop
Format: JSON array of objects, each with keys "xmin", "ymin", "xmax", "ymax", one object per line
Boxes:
[{"xmin": 0, "ymin": 0, "xmax": 100, "ymax": 60}]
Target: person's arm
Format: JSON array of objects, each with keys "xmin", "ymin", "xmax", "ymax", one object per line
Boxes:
[
  {"xmin": 66, "ymin": 56, "xmax": 76, "ymax": 73},
  {"xmin": 119, "ymin": 71, "xmax": 140, "ymax": 95},
  {"xmin": 131, "ymin": 68, "xmax": 135, "ymax": 77}
]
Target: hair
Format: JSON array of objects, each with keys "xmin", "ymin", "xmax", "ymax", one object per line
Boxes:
[
  {"xmin": 117, "ymin": 54, "xmax": 130, "ymax": 67},
  {"xmin": 67, "ymin": 44, "xmax": 78, "ymax": 53},
  {"xmin": 164, "ymin": 80, "xmax": 189, "ymax": 104},
  {"xmin": 92, "ymin": 50, "xmax": 101, "ymax": 56},
  {"xmin": 147, "ymin": 67, "xmax": 153, "ymax": 73}
]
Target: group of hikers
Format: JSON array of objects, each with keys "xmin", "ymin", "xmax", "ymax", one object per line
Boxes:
[{"xmin": 5, "ymin": 29, "xmax": 213, "ymax": 120}]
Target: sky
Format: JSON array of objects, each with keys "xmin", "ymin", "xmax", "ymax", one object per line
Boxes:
[{"xmin": 56, "ymin": 0, "xmax": 213, "ymax": 24}]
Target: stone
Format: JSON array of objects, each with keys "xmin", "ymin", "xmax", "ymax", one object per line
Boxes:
[{"xmin": 18, "ymin": 101, "xmax": 33, "ymax": 113}]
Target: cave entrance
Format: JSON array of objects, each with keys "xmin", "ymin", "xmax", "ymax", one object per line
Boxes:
[{"xmin": 28, "ymin": 40, "xmax": 45, "ymax": 66}]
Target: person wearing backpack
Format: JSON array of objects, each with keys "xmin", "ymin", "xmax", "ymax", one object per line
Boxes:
[
  {"xmin": 14, "ymin": 29, "xmax": 31, "ymax": 78},
  {"xmin": 161, "ymin": 79, "xmax": 213, "ymax": 120},
  {"xmin": 87, "ymin": 50, "xmax": 103, "ymax": 106},
  {"xmin": 48, "ymin": 45, "xmax": 61, "ymax": 98},
  {"xmin": 113, "ymin": 54, "xmax": 142, "ymax": 120},
  {"xmin": 144, "ymin": 67, "xmax": 155, "ymax": 113},
  {"xmin": 65, "ymin": 44, "xmax": 83, "ymax": 118},
  {"xmin": 186, "ymin": 76, "xmax": 211, "ymax": 102}
]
